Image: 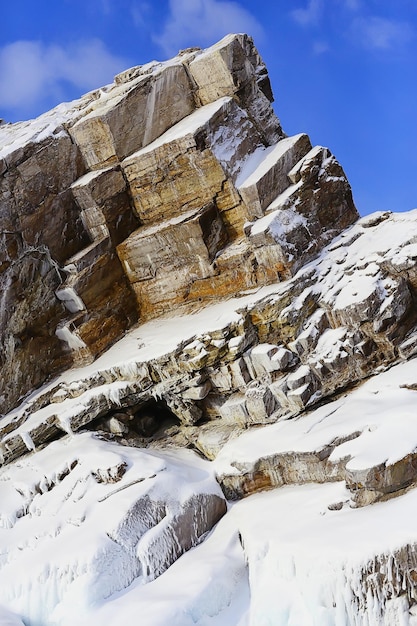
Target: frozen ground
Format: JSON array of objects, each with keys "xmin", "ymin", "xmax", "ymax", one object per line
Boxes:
[{"xmin": 1, "ymin": 358, "xmax": 417, "ymax": 625}]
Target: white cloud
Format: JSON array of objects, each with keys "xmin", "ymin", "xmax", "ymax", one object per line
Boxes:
[
  {"xmin": 153, "ymin": 0, "xmax": 264, "ymax": 57},
  {"xmin": 0, "ymin": 39, "xmax": 129, "ymax": 114},
  {"xmin": 291, "ymin": 0, "xmax": 323, "ymax": 27},
  {"xmin": 352, "ymin": 16, "xmax": 414, "ymax": 50}
]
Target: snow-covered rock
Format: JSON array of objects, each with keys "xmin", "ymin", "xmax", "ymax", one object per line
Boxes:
[
  {"xmin": 0, "ymin": 432, "xmax": 225, "ymax": 624},
  {"xmin": 0, "ymin": 33, "xmax": 356, "ymax": 414},
  {"xmin": 1, "ymin": 33, "xmax": 417, "ymax": 626}
]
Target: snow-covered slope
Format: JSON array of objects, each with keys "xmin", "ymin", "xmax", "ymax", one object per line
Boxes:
[
  {"xmin": 2, "ymin": 360, "xmax": 417, "ymax": 625},
  {"xmin": 1, "ymin": 33, "xmax": 417, "ymax": 626}
]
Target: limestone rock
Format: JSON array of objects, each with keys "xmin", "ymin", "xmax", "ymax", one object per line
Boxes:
[
  {"xmin": 119, "ymin": 94, "xmax": 262, "ymax": 241},
  {"xmin": 249, "ymin": 343, "xmax": 295, "ymax": 376},
  {"xmin": 68, "ymin": 62, "xmax": 196, "ymax": 170},
  {"xmin": 71, "ymin": 165, "xmax": 140, "ymax": 245},
  {"xmin": 4, "ymin": 33, "xmax": 417, "ymax": 626},
  {"xmin": 188, "ymin": 34, "xmax": 283, "ymax": 144},
  {"xmin": 3, "ymin": 35, "xmax": 417, "ymax": 519},
  {"xmin": 5, "ymin": 207, "xmax": 417, "ymax": 486},
  {"xmin": 0, "ymin": 34, "xmax": 360, "ymax": 413},
  {"xmin": 245, "ymin": 381, "xmax": 277, "ymax": 423},
  {"xmin": 237, "ymin": 133, "xmax": 312, "ymax": 217},
  {"xmin": 117, "ymin": 204, "xmax": 228, "ymax": 318}
]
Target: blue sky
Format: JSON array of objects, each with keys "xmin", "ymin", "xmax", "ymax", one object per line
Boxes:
[{"xmin": 1, "ymin": 0, "xmax": 416, "ymax": 216}]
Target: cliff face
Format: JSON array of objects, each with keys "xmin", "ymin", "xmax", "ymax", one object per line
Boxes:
[
  {"xmin": 0, "ymin": 33, "xmax": 357, "ymax": 415},
  {"xmin": 1, "ymin": 34, "xmax": 417, "ymax": 626}
]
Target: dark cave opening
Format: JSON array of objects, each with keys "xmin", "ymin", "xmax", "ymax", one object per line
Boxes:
[{"xmin": 87, "ymin": 398, "xmax": 181, "ymax": 442}]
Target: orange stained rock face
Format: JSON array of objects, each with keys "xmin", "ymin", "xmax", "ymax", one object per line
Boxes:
[
  {"xmin": 123, "ymin": 148, "xmax": 228, "ymax": 224},
  {"xmin": 0, "ymin": 33, "xmax": 358, "ymax": 415}
]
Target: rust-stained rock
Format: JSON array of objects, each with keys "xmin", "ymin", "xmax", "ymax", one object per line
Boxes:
[
  {"xmin": 0, "ymin": 34, "xmax": 359, "ymax": 418},
  {"xmin": 117, "ymin": 204, "xmax": 228, "ymax": 317},
  {"xmin": 120, "ymin": 96, "xmax": 260, "ymax": 226},
  {"xmin": 60, "ymin": 245, "xmax": 138, "ymax": 358},
  {"xmin": 123, "ymin": 141, "xmax": 228, "ymax": 225}
]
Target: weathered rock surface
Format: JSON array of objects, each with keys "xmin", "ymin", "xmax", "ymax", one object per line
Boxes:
[
  {"xmin": 0, "ymin": 33, "xmax": 356, "ymax": 413},
  {"xmin": 2, "ymin": 33, "xmax": 417, "ymax": 626},
  {"xmin": 3, "ymin": 210, "xmax": 417, "ymax": 476}
]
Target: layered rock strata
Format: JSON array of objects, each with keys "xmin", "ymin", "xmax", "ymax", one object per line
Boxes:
[
  {"xmin": 0, "ymin": 33, "xmax": 356, "ymax": 413},
  {"xmin": 2, "ymin": 33, "xmax": 417, "ymax": 626},
  {"xmin": 3, "ymin": 210, "xmax": 417, "ymax": 499}
]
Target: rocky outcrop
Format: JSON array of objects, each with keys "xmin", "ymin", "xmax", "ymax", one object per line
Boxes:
[
  {"xmin": 0, "ymin": 33, "xmax": 357, "ymax": 414},
  {"xmin": 2, "ymin": 208, "xmax": 417, "ymax": 528},
  {"xmin": 2, "ymin": 33, "xmax": 417, "ymax": 626},
  {"xmin": 3, "ymin": 209, "xmax": 417, "ymax": 461}
]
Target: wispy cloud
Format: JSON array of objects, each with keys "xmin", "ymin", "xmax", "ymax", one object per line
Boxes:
[
  {"xmin": 313, "ymin": 40, "xmax": 330, "ymax": 55},
  {"xmin": 153, "ymin": 0, "xmax": 264, "ymax": 57},
  {"xmin": 291, "ymin": 2, "xmax": 414, "ymax": 56},
  {"xmin": 351, "ymin": 16, "xmax": 414, "ymax": 50},
  {"xmin": 291, "ymin": 0, "xmax": 360, "ymax": 28},
  {"xmin": 338, "ymin": 0, "xmax": 361, "ymax": 10},
  {"xmin": 291, "ymin": 0, "xmax": 323, "ymax": 27},
  {"xmin": 0, "ymin": 39, "xmax": 129, "ymax": 115},
  {"xmin": 131, "ymin": 2, "xmax": 152, "ymax": 28}
]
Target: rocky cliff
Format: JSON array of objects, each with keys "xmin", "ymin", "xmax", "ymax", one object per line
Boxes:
[
  {"xmin": 1, "ymin": 34, "xmax": 417, "ymax": 626},
  {"xmin": 0, "ymin": 33, "xmax": 357, "ymax": 415}
]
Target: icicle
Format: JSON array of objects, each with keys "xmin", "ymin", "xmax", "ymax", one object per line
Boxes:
[
  {"xmin": 20, "ymin": 431, "xmax": 35, "ymax": 452},
  {"xmin": 119, "ymin": 361, "xmax": 140, "ymax": 380},
  {"xmin": 106, "ymin": 384, "xmax": 122, "ymax": 407},
  {"xmin": 55, "ymin": 287, "xmax": 85, "ymax": 313},
  {"xmin": 56, "ymin": 413, "xmax": 74, "ymax": 436},
  {"xmin": 0, "ymin": 441, "xmax": 5, "ymax": 465},
  {"xmin": 55, "ymin": 325, "xmax": 87, "ymax": 351}
]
